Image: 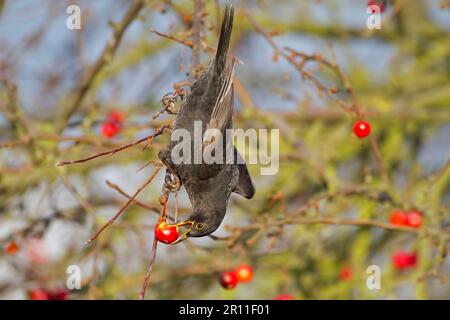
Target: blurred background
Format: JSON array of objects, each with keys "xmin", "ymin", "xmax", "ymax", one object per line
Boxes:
[{"xmin": 0, "ymin": 0, "xmax": 449, "ymax": 299}]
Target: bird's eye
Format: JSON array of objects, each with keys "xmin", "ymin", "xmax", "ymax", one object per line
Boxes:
[{"xmin": 195, "ymin": 223, "xmax": 205, "ymax": 231}]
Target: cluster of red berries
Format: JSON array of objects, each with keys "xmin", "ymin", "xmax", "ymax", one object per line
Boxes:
[
  {"xmin": 154, "ymin": 221, "xmax": 180, "ymax": 244},
  {"xmin": 368, "ymin": 0, "xmax": 387, "ymax": 13},
  {"xmin": 101, "ymin": 111, "xmax": 124, "ymax": 138},
  {"xmin": 340, "ymin": 251, "xmax": 418, "ymax": 278},
  {"xmin": 218, "ymin": 264, "xmax": 254, "ymax": 290},
  {"xmin": 389, "ymin": 209, "xmax": 420, "ymax": 270},
  {"xmin": 28, "ymin": 288, "xmax": 69, "ymax": 300},
  {"xmin": 390, "ymin": 209, "xmax": 422, "ymax": 228},
  {"xmin": 392, "ymin": 251, "xmax": 417, "ymax": 270}
]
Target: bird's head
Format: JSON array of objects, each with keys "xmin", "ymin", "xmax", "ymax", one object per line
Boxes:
[{"xmin": 171, "ymin": 208, "xmax": 225, "ymax": 244}]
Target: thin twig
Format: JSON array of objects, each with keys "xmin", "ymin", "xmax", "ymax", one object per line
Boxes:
[
  {"xmin": 191, "ymin": 0, "xmax": 205, "ymax": 73},
  {"xmin": 174, "ymin": 190, "xmax": 179, "ymax": 222},
  {"xmin": 149, "ymin": 28, "xmax": 193, "ymax": 48},
  {"xmin": 56, "ymin": 0, "xmax": 145, "ymax": 132},
  {"xmin": 57, "ymin": 125, "xmax": 168, "ymax": 166},
  {"xmin": 106, "ymin": 180, "xmax": 160, "ymax": 213},
  {"xmin": 139, "ymin": 237, "xmax": 158, "ymax": 300},
  {"xmin": 85, "ymin": 165, "xmax": 162, "ymax": 244},
  {"xmin": 62, "ymin": 175, "xmax": 96, "ymax": 215}
]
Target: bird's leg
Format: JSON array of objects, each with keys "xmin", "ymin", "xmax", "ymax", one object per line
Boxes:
[
  {"xmin": 158, "ymin": 195, "xmax": 169, "ymax": 221},
  {"xmin": 160, "ymin": 168, "xmax": 180, "ymax": 222},
  {"xmin": 158, "ymin": 185, "xmax": 170, "ymax": 207},
  {"xmin": 167, "ymin": 87, "xmax": 185, "ymax": 114},
  {"xmin": 157, "ymin": 148, "xmax": 181, "ymax": 223},
  {"xmin": 174, "ymin": 190, "xmax": 179, "ymax": 223},
  {"xmin": 153, "ymin": 88, "xmax": 185, "ymax": 119},
  {"xmin": 162, "ymin": 94, "xmax": 178, "ymax": 115},
  {"xmin": 158, "ymin": 148, "xmax": 181, "ymax": 193},
  {"xmin": 163, "ymin": 168, "xmax": 179, "ymax": 192}
]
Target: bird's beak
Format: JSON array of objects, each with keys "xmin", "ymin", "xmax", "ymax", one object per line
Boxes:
[{"xmin": 171, "ymin": 220, "xmax": 194, "ymax": 244}]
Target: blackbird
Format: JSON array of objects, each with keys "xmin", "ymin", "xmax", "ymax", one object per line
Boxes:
[{"xmin": 158, "ymin": 3, "xmax": 255, "ymax": 243}]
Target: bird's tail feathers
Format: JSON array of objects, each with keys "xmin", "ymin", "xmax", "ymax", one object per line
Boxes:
[{"xmin": 214, "ymin": 2, "xmax": 234, "ymax": 72}]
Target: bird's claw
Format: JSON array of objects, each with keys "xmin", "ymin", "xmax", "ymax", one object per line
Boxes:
[{"xmin": 163, "ymin": 171, "xmax": 180, "ymax": 193}]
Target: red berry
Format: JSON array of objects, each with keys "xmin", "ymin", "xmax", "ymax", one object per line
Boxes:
[
  {"xmin": 154, "ymin": 221, "xmax": 179, "ymax": 244},
  {"xmin": 107, "ymin": 111, "xmax": 124, "ymax": 124},
  {"xmin": 218, "ymin": 271, "xmax": 238, "ymax": 290},
  {"xmin": 353, "ymin": 120, "xmax": 371, "ymax": 138},
  {"xmin": 4, "ymin": 241, "xmax": 19, "ymax": 255},
  {"xmin": 101, "ymin": 122, "xmax": 119, "ymax": 138},
  {"xmin": 406, "ymin": 210, "xmax": 422, "ymax": 228},
  {"xmin": 234, "ymin": 264, "xmax": 253, "ymax": 283},
  {"xmin": 339, "ymin": 266, "xmax": 352, "ymax": 281},
  {"xmin": 392, "ymin": 251, "xmax": 417, "ymax": 270},
  {"xmin": 389, "ymin": 210, "xmax": 408, "ymax": 226},
  {"xmin": 275, "ymin": 294, "xmax": 295, "ymax": 300},
  {"xmin": 28, "ymin": 289, "xmax": 50, "ymax": 300},
  {"xmin": 368, "ymin": 0, "xmax": 387, "ymax": 13},
  {"xmin": 102, "ymin": 111, "xmax": 124, "ymax": 138}
]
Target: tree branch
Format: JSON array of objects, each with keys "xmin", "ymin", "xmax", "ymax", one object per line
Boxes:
[{"xmin": 55, "ymin": 0, "xmax": 145, "ymax": 132}]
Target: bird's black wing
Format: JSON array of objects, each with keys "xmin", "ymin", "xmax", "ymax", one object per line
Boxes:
[
  {"xmin": 197, "ymin": 3, "xmax": 235, "ymax": 181},
  {"xmin": 202, "ymin": 60, "xmax": 235, "ymax": 152},
  {"xmin": 232, "ymin": 147, "xmax": 255, "ymax": 199}
]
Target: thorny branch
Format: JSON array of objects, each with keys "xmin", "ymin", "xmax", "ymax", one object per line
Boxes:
[{"xmin": 57, "ymin": 125, "xmax": 170, "ymax": 166}]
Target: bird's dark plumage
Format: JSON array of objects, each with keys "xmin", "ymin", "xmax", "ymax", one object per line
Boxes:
[{"xmin": 164, "ymin": 3, "xmax": 255, "ymax": 240}]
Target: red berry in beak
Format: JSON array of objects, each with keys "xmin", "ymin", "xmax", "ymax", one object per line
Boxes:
[
  {"xmin": 234, "ymin": 264, "xmax": 254, "ymax": 282},
  {"xmin": 219, "ymin": 271, "xmax": 238, "ymax": 290},
  {"xmin": 154, "ymin": 221, "xmax": 179, "ymax": 244},
  {"xmin": 353, "ymin": 120, "xmax": 371, "ymax": 138}
]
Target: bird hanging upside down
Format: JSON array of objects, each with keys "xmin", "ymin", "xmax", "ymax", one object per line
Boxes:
[{"xmin": 158, "ymin": 3, "xmax": 255, "ymax": 243}]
